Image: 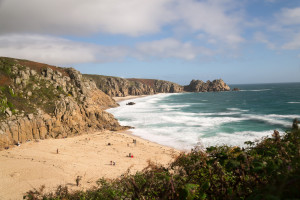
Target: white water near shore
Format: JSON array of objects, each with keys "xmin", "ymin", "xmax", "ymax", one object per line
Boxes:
[{"xmin": 108, "ymin": 83, "xmax": 300, "ymax": 150}]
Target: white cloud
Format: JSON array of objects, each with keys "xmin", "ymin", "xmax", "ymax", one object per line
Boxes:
[
  {"xmin": 0, "ymin": 34, "xmax": 215, "ymax": 64},
  {"xmin": 0, "ymin": 0, "xmax": 244, "ymax": 46},
  {"xmin": 282, "ymin": 33, "xmax": 300, "ymax": 50},
  {"xmin": 278, "ymin": 7, "xmax": 300, "ymax": 25},
  {"xmin": 136, "ymin": 38, "xmax": 213, "ymax": 60},
  {"xmin": 175, "ymin": 0, "xmax": 244, "ymax": 45},
  {"xmin": 0, "ymin": 0, "xmax": 174, "ymax": 36},
  {"xmin": 274, "ymin": 7, "xmax": 300, "ymax": 50},
  {"xmin": 254, "ymin": 32, "xmax": 276, "ymax": 49},
  {"xmin": 0, "ymin": 0, "xmax": 249, "ymax": 63},
  {"xmin": 253, "ymin": 6, "xmax": 300, "ymax": 52},
  {"xmin": 0, "ymin": 34, "xmax": 129, "ymax": 65}
]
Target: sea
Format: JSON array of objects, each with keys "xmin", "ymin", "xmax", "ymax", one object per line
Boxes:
[{"xmin": 107, "ymin": 83, "xmax": 300, "ymax": 150}]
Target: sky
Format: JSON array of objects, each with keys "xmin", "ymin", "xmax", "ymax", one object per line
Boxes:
[{"xmin": 0, "ymin": 0, "xmax": 300, "ymax": 85}]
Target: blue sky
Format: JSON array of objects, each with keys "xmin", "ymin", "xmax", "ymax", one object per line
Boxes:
[{"xmin": 0, "ymin": 0, "xmax": 299, "ymax": 84}]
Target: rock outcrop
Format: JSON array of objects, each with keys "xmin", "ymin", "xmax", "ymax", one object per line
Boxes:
[
  {"xmin": 232, "ymin": 88, "xmax": 240, "ymax": 91},
  {"xmin": 85, "ymin": 74, "xmax": 230, "ymax": 97},
  {"xmin": 0, "ymin": 57, "xmax": 124, "ymax": 149},
  {"xmin": 184, "ymin": 79, "xmax": 230, "ymax": 92},
  {"xmin": 84, "ymin": 75, "xmax": 183, "ymax": 97}
]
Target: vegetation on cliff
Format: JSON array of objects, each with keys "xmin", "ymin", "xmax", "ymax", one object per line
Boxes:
[
  {"xmin": 0, "ymin": 57, "xmax": 123, "ymax": 149},
  {"xmin": 25, "ymin": 120, "xmax": 300, "ymax": 200},
  {"xmin": 0, "ymin": 57, "xmax": 68, "ymax": 119}
]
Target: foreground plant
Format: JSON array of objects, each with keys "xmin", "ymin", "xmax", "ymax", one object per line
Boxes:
[{"xmin": 25, "ymin": 120, "xmax": 300, "ymax": 200}]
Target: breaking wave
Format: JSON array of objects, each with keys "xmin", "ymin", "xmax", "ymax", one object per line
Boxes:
[{"xmin": 108, "ymin": 84, "xmax": 300, "ymax": 150}]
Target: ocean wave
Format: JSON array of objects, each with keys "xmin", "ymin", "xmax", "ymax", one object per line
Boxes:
[
  {"xmin": 159, "ymin": 104, "xmax": 191, "ymax": 109},
  {"xmin": 242, "ymin": 114, "xmax": 292, "ymax": 127},
  {"xmin": 108, "ymin": 91, "xmax": 297, "ymax": 150},
  {"xmin": 160, "ymin": 115, "xmax": 244, "ymax": 127},
  {"xmin": 266, "ymin": 114, "xmax": 300, "ymax": 119},
  {"xmin": 131, "ymin": 127, "xmax": 204, "ymax": 150},
  {"xmin": 199, "ymin": 130, "xmax": 274, "ymax": 148},
  {"xmin": 240, "ymin": 89, "xmax": 271, "ymax": 92},
  {"xmin": 227, "ymin": 108, "xmax": 249, "ymax": 112},
  {"xmin": 288, "ymin": 102, "xmax": 300, "ymax": 104}
]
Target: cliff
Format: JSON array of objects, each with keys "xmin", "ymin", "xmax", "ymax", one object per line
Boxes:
[
  {"xmin": 0, "ymin": 57, "xmax": 231, "ymax": 149},
  {"xmin": 0, "ymin": 57, "xmax": 124, "ymax": 149},
  {"xmin": 84, "ymin": 75, "xmax": 230, "ymax": 97},
  {"xmin": 84, "ymin": 75, "xmax": 184, "ymax": 97}
]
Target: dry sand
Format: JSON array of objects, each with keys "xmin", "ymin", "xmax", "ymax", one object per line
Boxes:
[{"xmin": 0, "ymin": 130, "xmax": 180, "ymax": 200}]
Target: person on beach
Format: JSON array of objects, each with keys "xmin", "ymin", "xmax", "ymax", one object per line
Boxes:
[{"xmin": 76, "ymin": 176, "xmax": 82, "ymax": 186}]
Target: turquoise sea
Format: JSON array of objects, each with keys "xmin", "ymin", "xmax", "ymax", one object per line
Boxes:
[{"xmin": 108, "ymin": 83, "xmax": 300, "ymax": 150}]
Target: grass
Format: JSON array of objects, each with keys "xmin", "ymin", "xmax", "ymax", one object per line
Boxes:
[{"xmin": 0, "ymin": 57, "xmax": 69, "ymax": 119}]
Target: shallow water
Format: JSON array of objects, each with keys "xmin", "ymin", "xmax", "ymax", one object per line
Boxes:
[{"xmin": 108, "ymin": 83, "xmax": 300, "ymax": 150}]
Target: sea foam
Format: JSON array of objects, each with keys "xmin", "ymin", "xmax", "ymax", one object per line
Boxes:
[{"xmin": 108, "ymin": 88, "xmax": 299, "ymax": 150}]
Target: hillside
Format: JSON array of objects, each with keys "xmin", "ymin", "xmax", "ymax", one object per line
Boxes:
[
  {"xmin": 84, "ymin": 75, "xmax": 230, "ymax": 97},
  {"xmin": 83, "ymin": 75, "xmax": 184, "ymax": 97},
  {"xmin": 0, "ymin": 57, "xmax": 124, "ymax": 149}
]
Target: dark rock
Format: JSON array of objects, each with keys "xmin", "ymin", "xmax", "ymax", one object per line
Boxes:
[
  {"xmin": 126, "ymin": 102, "xmax": 136, "ymax": 105},
  {"xmin": 232, "ymin": 88, "xmax": 240, "ymax": 91}
]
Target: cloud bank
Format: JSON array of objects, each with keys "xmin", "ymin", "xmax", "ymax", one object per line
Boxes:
[
  {"xmin": 0, "ymin": 34, "xmax": 130, "ymax": 65},
  {"xmin": 0, "ymin": 0, "xmax": 299, "ymax": 65}
]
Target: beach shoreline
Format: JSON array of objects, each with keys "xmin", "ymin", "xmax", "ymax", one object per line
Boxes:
[
  {"xmin": 0, "ymin": 130, "xmax": 180, "ymax": 200},
  {"xmin": 113, "ymin": 95, "xmax": 148, "ymax": 102}
]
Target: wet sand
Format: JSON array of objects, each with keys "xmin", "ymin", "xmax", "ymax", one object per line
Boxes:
[
  {"xmin": 0, "ymin": 130, "xmax": 180, "ymax": 200},
  {"xmin": 113, "ymin": 95, "xmax": 147, "ymax": 102}
]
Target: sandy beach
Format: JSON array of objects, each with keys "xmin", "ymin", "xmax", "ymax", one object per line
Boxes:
[{"xmin": 0, "ymin": 130, "xmax": 180, "ymax": 200}]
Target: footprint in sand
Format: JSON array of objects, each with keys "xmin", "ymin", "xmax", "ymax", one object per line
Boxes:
[{"xmin": 9, "ymin": 172, "xmax": 20, "ymax": 177}]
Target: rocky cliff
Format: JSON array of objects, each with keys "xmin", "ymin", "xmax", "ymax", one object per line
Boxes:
[
  {"xmin": 84, "ymin": 75, "xmax": 230, "ymax": 97},
  {"xmin": 84, "ymin": 75, "xmax": 184, "ymax": 97},
  {"xmin": 184, "ymin": 79, "xmax": 230, "ymax": 92},
  {"xmin": 0, "ymin": 57, "xmax": 124, "ymax": 150}
]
